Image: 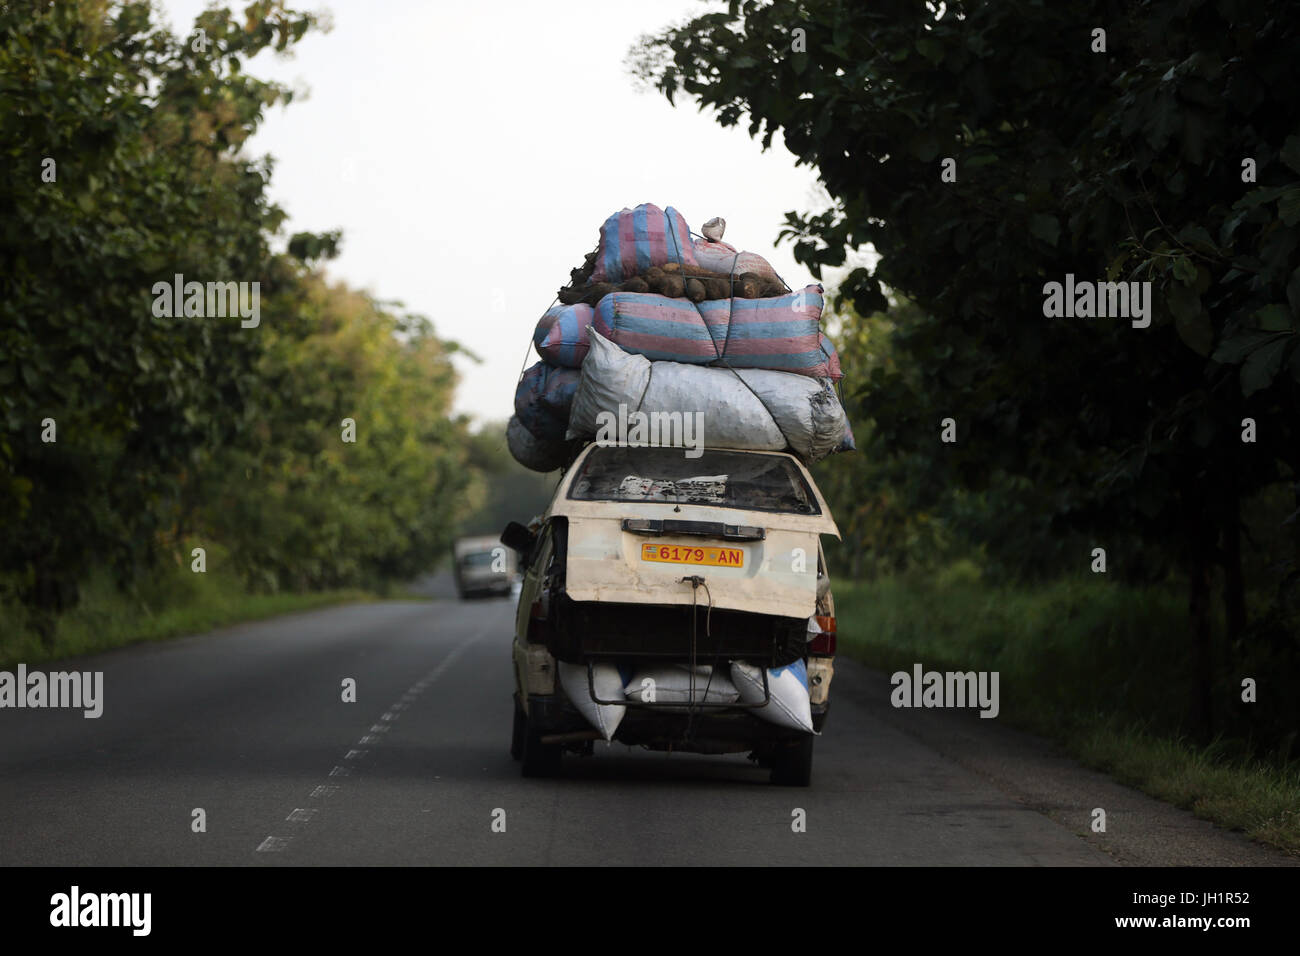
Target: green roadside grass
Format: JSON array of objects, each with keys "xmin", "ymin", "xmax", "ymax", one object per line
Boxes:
[
  {"xmin": 832, "ymin": 565, "xmax": 1300, "ymax": 856},
  {"xmin": 0, "ymin": 564, "xmax": 403, "ymax": 671}
]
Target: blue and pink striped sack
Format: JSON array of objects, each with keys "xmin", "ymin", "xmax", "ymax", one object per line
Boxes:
[
  {"xmin": 695, "ymin": 286, "xmax": 831, "ymax": 376},
  {"xmin": 589, "ymin": 284, "xmax": 841, "ymax": 379},
  {"xmin": 514, "ymin": 362, "xmax": 582, "ymax": 441},
  {"xmin": 690, "ymin": 237, "xmax": 780, "ymax": 283},
  {"xmin": 534, "ymin": 303, "xmax": 595, "ymax": 367},
  {"xmin": 590, "ymin": 203, "xmax": 697, "ymax": 284},
  {"xmin": 819, "ymin": 332, "xmax": 843, "ymax": 380}
]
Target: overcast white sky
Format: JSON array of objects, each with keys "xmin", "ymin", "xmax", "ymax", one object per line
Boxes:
[{"xmin": 159, "ymin": 0, "xmax": 834, "ymax": 424}]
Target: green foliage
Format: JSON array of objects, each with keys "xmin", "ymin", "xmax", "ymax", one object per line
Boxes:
[
  {"xmin": 835, "ymin": 572, "xmax": 1199, "ymax": 737},
  {"xmin": 815, "ymin": 293, "xmax": 1124, "ymax": 583},
  {"xmin": 193, "ymin": 276, "xmax": 478, "ymax": 591},
  {"xmin": 0, "ymin": 553, "xmax": 373, "ymax": 671},
  {"xmin": 288, "ymin": 229, "xmax": 342, "ymax": 263},
  {"xmin": 0, "ymin": 2, "xmax": 483, "ymax": 625},
  {"xmin": 835, "ymin": 570, "xmax": 1300, "ymax": 852},
  {"xmin": 638, "ymin": 0, "xmax": 1300, "ymax": 543},
  {"xmin": 813, "ymin": 296, "xmax": 955, "ymax": 577},
  {"xmin": 457, "ymin": 421, "xmax": 559, "ymax": 538},
  {"xmin": 638, "ymin": 0, "xmax": 1300, "ymax": 736},
  {"xmin": 0, "ymin": 0, "xmax": 319, "ymax": 617}
]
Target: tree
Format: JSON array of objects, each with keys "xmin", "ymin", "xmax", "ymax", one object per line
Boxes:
[
  {"xmin": 0, "ymin": 0, "xmax": 321, "ymax": 626},
  {"xmin": 458, "ymin": 422, "xmax": 559, "ymax": 538},
  {"xmin": 636, "ymin": 0, "xmax": 1300, "ymax": 737},
  {"xmin": 195, "ymin": 274, "xmax": 476, "ymax": 591}
]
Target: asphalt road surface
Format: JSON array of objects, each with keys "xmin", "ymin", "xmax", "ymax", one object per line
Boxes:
[{"xmin": 0, "ymin": 593, "xmax": 1292, "ymax": 866}]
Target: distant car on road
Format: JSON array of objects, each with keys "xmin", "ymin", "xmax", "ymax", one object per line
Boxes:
[
  {"xmin": 502, "ymin": 444, "xmax": 838, "ymax": 786},
  {"xmin": 452, "ymin": 535, "xmax": 516, "ymax": 599}
]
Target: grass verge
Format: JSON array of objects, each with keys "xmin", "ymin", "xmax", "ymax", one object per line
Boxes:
[
  {"xmin": 832, "ymin": 565, "xmax": 1300, "ymax": 856},
  {"xmin": 0, "ymin": 564, "xmax": 381, "ymax": 671}
]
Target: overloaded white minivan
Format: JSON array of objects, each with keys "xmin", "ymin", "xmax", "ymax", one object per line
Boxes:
[{"xmin": 502, "ymin": 443, "xmax": 839, "ymax": 786}]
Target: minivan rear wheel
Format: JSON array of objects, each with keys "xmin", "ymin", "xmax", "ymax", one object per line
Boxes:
[
  {"xmin": 510, "ymin": 695, "xmax": 525, "ymax": 761},
  {"xmin": 769, "ymin": 736, "xmax": 814, "ymax": 787},
  {"xmin": 520, "ymin": 711, "xmax": 561, "ymax": 778}
]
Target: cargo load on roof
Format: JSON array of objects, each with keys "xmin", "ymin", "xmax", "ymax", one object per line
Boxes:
[{"xmin": 508, "ymin": 203, "xmax": 855, "ymax": 472}]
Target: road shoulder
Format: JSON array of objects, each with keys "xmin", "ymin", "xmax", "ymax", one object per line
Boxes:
[{"xmin": 836, "ymin": 658, "xmax": 1298, "ymax": 866}]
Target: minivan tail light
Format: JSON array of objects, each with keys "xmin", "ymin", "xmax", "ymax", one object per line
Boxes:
[
  {"xmin": 807, "ymin": 614, "xmax": 836, "ymax": 656},
  {"xmin": 527, "ymin": 594, "xmax": 551, "ymax": 644}
]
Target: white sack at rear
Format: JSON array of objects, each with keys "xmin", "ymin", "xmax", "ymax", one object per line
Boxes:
[
  {"xmin": 732, "ymin": 659, "xmax": 816, "ymax": 733},
  {"xmin": 622, "ymin": 663, "xmax": 740, "ymax": 707},
  {"xmin": 566, "ymin": 331, "xmax": 846, "ymax": 462},
  {"xmin": 557, "ymin": 661, "xmax": 626, "ymax": 741}
]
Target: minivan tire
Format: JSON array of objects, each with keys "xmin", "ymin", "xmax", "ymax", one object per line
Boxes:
[
  {"xmin": 510, "ymin": 695, "xmax": 525, "ymax": 761},
  {"xmin": 769, "ymin": 736, "xmax": 814, "ymax": 787},
  {"xmin": 520, "ymin": 711, "xmax": 562, "ymax": 778}
]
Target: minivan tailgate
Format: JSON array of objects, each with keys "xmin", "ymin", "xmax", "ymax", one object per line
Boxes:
[{"xmin": 562, "ymin": 515, "xmax": 819, "ymax": 617}]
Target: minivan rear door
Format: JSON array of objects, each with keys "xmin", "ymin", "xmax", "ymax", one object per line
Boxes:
[{"xmin": 549, "ymin": 446, "xmax": 838, "ymax": 617}]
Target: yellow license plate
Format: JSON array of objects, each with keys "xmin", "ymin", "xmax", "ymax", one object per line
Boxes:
[{"xmin": 641, "ymin": 543, "xmax": 745, "ymax": 568}]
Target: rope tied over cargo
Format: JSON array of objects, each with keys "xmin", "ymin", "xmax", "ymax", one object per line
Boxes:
[
  {"xmin": 677, "ymin": 227, "xmax": 740, "ymax": 366},
  {"xmin": 673, "ymin": 228, "xmax": 800, "ymax": 457}
]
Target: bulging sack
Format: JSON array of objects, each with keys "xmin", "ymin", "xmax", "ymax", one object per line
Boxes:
[
  {"xmin": 622, "ymin": 664, "xmax": 740, "ymax": 710},
  {"xmin": 514, "ymin": 362, "xmax": 581, "ymax": 441},
  {"xmin": 558, "ymin": 661, "xmax": 626, "ymax": 741},
  {"xmin": 507, "ymin": 414, "xmax": 571, "ymax": 472},
  {"xmin": 567, "ymin": 331, "xmax": 849, "ymax": 462},
  {"xmin": 690, "ymin": 236, "xmax": 781, "ymax": 284},
  {"xmin": 732, "ymin": 659, "xmax": 815, "ymax": 733},
  {"xmin": 591, "ymin": 203, "xmax": 697, "ymax": 284},
  {"xmin": 534, "ymin": 303, "xmax": 595, "ymax": 368},
  {"xmin": 592, "ymin": 284, "xmax": 837, "ymax": 379}
]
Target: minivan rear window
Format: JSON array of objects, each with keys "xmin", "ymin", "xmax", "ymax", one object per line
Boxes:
[{"xmin": 566, "ymin": 447, "xmax": 821, "ymax": 515}]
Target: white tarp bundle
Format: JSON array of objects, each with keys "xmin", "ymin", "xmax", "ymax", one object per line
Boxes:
[
  {"xmin": 732, "ymin": 659, "xmax": 816, "ymax": 733},
  {"xmin": 559, "ymin": 657, "xmax": 815, "ymax": 735},
  {"xmin": 567, "ymin": 331, "xmax": 847, "ymax": 462},
  {"xmin": 557, "ymin": 661, "xmax": 626, "ymax": 741},
  {"xmin": 622, "ymin": 663, "xmax": 740, "ymax": 711}
]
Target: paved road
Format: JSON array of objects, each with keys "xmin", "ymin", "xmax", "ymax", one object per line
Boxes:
[{"xmin": 0, "ymin": 597, "xmax": 1288, "ymax": 866}]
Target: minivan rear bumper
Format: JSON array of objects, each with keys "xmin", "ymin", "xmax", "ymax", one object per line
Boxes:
[
  {"xmin": 525, "ymin": 692, "xmax": 829, "ymax": 754},
  {"xmin": 548, "ymin": 596, "xmax": 808, "ymax": 668}
]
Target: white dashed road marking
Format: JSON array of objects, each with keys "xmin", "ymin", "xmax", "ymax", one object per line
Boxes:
[{"xmin": 254, "ymin": 624, "xmax": 487, "ymax": 854}]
